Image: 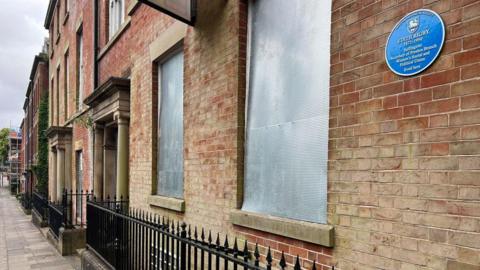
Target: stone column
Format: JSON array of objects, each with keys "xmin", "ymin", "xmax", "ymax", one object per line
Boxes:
[
  {"xmin": 65, "ymin": 140, "xmax": 72, "ymax": 192},
  {"xmin": 50, "ymin": 149, "xmax": 57, "ymax": 201},
  {"xmin": 56, "ymin": 146, "xmax": 65, "ymax": 201},
  {"xmin": 115, "ymin": 114, "xmax": 129, "ymax": 199},
  {"xmin": 93, "ymin": 125, "xmax": 104, "ymax": 199}
]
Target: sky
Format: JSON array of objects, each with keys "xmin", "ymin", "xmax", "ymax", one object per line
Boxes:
[{"xmin": 0, "ymin": 0, "xmax": 49, "ymax": 130}]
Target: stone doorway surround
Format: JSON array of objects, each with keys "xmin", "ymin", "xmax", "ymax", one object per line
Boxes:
[
  {"xmin": 84, "ymin": 77, "xmax": 130, "ymax": 201},
  {"xmin": 46, "ymin": 126, "xmax": 73, "ymax": 202}
]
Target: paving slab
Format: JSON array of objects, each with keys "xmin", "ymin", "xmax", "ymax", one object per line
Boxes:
[{"xmin": 0, "ymin": 187, "xmax": 79, "ymax": 270}]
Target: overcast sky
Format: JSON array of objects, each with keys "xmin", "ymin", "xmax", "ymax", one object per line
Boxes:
[{"xmin": 0, "ymin": 0, "xmax": 49, "ymax": 130}]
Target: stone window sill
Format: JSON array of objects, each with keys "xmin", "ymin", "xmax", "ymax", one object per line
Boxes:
[
  {"xmin": 98, "ymin": 18, "xmax": 131, "ymax": 61},
  {"xmin": 127, "ymin": 0, "xmax": 141, "ymax": 16},
  {"xmin": 148, "ymin": 195, "xmax": 185, "ymax": 213},
  {"xmin": 230, "ymin": 210, "xmax": 334, "ymax": 247}
]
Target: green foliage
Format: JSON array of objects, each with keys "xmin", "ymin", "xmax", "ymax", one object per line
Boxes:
[
  {"xmin": 74, "ymin": 115, "xmax": 93, "ymax": 129},
  {"xmin": 0, "ymin": 128, "xmax": 9, "ymax": 165},
  {"xmin": 32, "ymin": 96, "xmax": 49, "ymax": 195}
]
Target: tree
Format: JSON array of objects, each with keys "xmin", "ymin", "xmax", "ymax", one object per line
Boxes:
[
  {"xmin": 0, "ymin": 128, "xmax": 10, "ymax": 166},
  {"xmin": 31, "ymin": 96, "xmax": 49, "ymax": 195}
]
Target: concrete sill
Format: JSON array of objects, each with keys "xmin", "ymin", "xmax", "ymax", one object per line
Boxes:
[
  {"xmin": 98, "ymin": 18, "xmax": 131, "ymax": 61},
  {"xmin": 230, "ymin": 210, "xmax": 334, "ymax": 247},
  {"xmin": 149, "ymin": 195, "xmax": 185, "ymax": 212}
]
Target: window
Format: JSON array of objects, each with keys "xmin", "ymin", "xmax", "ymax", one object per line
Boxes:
[
  {"xmin": 56, "ymin": 3, "xmax": 60, "ymax": 37},
  {"xmin": 242, "ymin": 0, "xmax": 331, "ymax": 224},
  {"xmin": 77, "ymin": 29, "xmax": 84, "ymax": 111},
  {"xmin": 76, "ymin": 150, "xmax": 83, "ymax": 218},
  {"xmin": 56, "ymin": 67, "xmax": 60, "ymax": 125},
  {"xmin": 157, "ymin": 50, "xmax": 184, "ymax": 199},
  {"xmin": 64, "ymin": 51, "xmax": 69, "ymax": 120},
  {"xmin": 50, "ymin": 78, "xmax": 54, "ymax": 125},
  {"xmin": 109, "ymin": 0, "xmax": 125, "ymax": 39}
]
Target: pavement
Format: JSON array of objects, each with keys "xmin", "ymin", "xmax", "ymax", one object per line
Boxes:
[{"xmin": 0, "ymin": 187, "xmax": 80, "ymax": 270}]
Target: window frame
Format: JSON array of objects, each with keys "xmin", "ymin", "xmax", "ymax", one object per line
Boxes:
[
  {"xmin": 64, "ymin": 50, "xmax": 69, "ymax": 120},
  {"xmin": 76, "ymin": 27, "xmax": 84, "ymax": 111},
  {"xmin": 242, "ymin": 0, "xmax": 331, "ymax": 224},
  {"xmin": 108, "ymin": 0, "xmax": 125, "ymax": 40},
  {"xmin": 155, "ymin": 45, "xmax": 185, "ymax": 199}
]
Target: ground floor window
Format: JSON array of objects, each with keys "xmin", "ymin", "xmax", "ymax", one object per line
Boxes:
[
  {"xmin": 157, "ymin": 49, "xmax": 184, "ymax": 199},
  {"xmin": 242, "ymin": 0, "xmax": 331, "ymax": 223}
]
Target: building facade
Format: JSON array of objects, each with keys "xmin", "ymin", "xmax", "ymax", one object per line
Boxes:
[
  {"xmin": 41, "ymin": 0, "xmax": 480, "ymax": 269},
  {"xmin": 45, "ymin": 0, "xmax": 94, "ymax": 203},
  {"xmin": 22, "ymin": 52, "xmax": 49, "ymax": 197}
]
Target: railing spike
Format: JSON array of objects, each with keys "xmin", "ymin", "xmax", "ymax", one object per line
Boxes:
[
  {"xmin": 194, "ymin": 226, "xmax": 198, "ymax": 240},
  {"xmin": 294, "ymin": 255, "xmax": 301, "ymax": 270},
  {"xmin": 254, "ymin": 243, "xmax": 260, "ymax": 266},
  {"xmin": 201, "ymin": 228, "xmax": 205, "ymax": 242},
  {"xmin": 208, "ymin": 230, "xmax": 212, "ymax": 245},
  {"xmin": 243, "ymin": 240, "xmax": 249, "ymax": 261},
  {"xmin": 187, "ymin": 224, "xmax": 191, "ymax": 238},
  {"xmin": 312, "ymin": 260, "xmax": 317, "ymax": 270},
  {"xmin": 266, "ymin": 247, "xmax": 273, "ymax": 268},
  {"xmin": 224, "ymin": 235, "xmax": 229, "ymax": 250},
  {"xmin": 216, "ymin": 232, "xmax": 221, "ymax": 247},
  {"xmin": 233, "ymin": 237, "xmax": 238, "ymax": 253},
  {"xmin": 279, "ymin": 251, "xmax": 287, "ymax": 269}
]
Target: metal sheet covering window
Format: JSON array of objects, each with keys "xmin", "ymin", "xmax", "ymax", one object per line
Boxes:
[
  {"xmin": 157, "ymin": 50, "xmax": 184, "ymax": 199},
  {"xmin": 242, "ymin": 0, "xmax": 331, "ymax": 224}
]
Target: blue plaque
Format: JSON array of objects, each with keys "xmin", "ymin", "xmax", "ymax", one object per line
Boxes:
[{"xmin": 385, "ymin": 9, "xmax": 445, "ymax": 76}]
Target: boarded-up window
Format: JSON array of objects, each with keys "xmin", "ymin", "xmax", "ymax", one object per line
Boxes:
[
  {"xmin": 242, "ymin": 0, "xmax": 331, "ymax": 223},
  {"xmin": 157, "ymin": 50, "xmax": 184, "ymax": 199}
]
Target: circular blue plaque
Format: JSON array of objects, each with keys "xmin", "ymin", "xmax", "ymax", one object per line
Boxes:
[{"xmin": 385, "ymin": 9, "xmax": 445, "ymax": 76}]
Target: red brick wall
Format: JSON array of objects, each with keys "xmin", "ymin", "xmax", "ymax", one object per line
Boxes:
[
  {"xmin": 329, "ymin": 0, "xmax": 480, "ymax": 269},
  {"xmin": 44, "ymin": 0, "xmax": 480, "ymax": 269},
  {"xmin": 48, "ymin": 0, "xmax": 94, "ymax": 193}
]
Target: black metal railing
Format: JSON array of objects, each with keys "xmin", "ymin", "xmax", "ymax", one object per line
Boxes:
[
  {"xmin": 48, "ymin": 189, "xmax": 93, "ymax": 238},
  {"xmin": 20, "ymin": 192, "xmax": 32, "ymax": 210},
  {"xmin": 87, "ymin": 199, "xmax": 322, "ymax": 270},
  {"xmin": 33, "ymin": 191, "xmax": 49, "ymax": 221},
  {"xmin": 48, "ymin": 200, "xmax": 64, "ymax": 238}
]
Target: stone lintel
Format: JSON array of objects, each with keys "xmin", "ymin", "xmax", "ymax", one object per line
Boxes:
[
  {"xmin": 230, "ymin": 210, "xmax": 334, "ymax": 247},
  {"xmin": 46, "ymin": 126, "xmax": 73, "ymax": 139}
]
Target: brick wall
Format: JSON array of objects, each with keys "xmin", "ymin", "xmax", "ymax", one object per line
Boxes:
[
  {"xmin": 43, "ymin": 0, "xmax": 480, "ymax": 269},
  {"xmin": 329, "ymin": 0, "xmax": 480, "ymax": 269},
  {"xmin": 47, "ymin": 0, "xmax": 93, "ymax": 194}
]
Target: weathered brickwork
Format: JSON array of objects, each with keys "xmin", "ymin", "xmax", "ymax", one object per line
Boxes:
[
  {"xmin": 47, "ymin": 0, "xmax": 93, "ymax": 194},
  {"xmin": 329, "ymin": 0, "xmax": 480, "ymax": 269},
  {"xmin": 22, "ymin": 54, "xmax": 49, "ymax": 191},
  {"xmin": 40, "ymin": 0, "xmax": 480, "ymax": 269}
]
